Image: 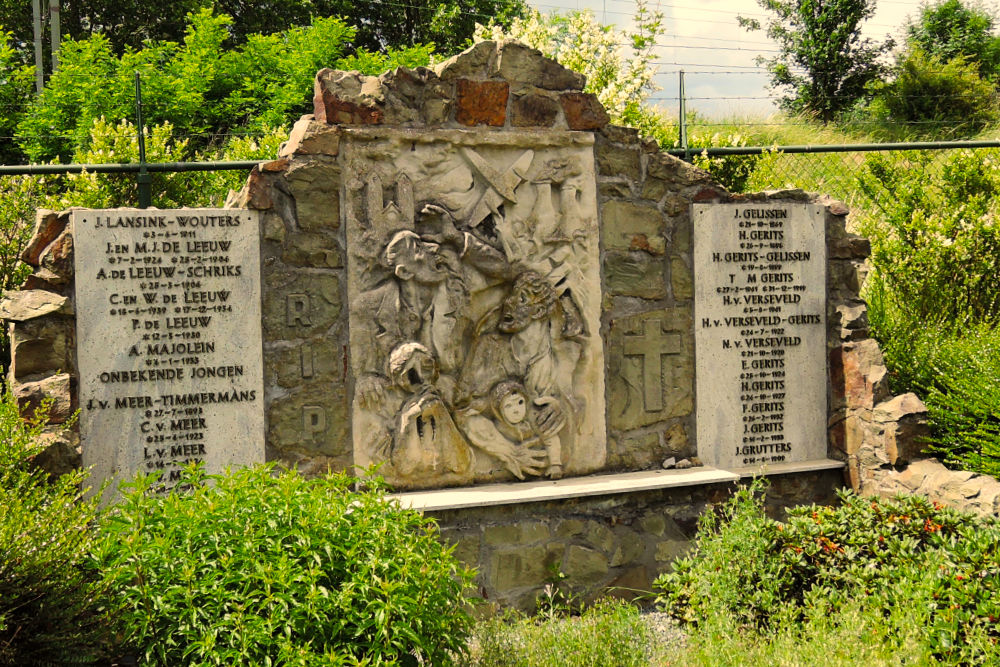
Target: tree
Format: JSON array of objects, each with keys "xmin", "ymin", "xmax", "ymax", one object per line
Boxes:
[
  {"xmin": 0, "ymin": 0, "xmax": 527, "ymax": 56},
  {"xmin": 906, "ymin": 0, "xmax": 1000, "ymax": 81},
  {"xmin": 739, "ymin": 0, "xmax": 893, "ymax": 122}
]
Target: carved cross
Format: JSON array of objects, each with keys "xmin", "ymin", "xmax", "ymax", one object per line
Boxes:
[{"xmin": 624, "ymin": 318, "xmax": 681, "ymax": 412}]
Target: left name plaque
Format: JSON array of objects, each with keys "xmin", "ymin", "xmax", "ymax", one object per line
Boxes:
[{"xmin": 73, "ymin": 209, "xmax": 264, "ymax": 499}]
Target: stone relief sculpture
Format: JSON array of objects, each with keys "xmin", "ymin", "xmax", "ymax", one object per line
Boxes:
[{"xmin": 346, "ymin": 132, "xmax": 605, "ymax": 489}]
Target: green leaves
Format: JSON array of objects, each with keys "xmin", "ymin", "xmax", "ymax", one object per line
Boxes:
[
  {"xmin": 94, "ymin": 465, "xmax": 475, "ymax": 665},
  {"xmin": 654, "ymin": 483, "xmax": 1000, "ymax": 664},
  {"xmin": 740, "ymin": 0, "xmax": 892, "ymax": 122}
]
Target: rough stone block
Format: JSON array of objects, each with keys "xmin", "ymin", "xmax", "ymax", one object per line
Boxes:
[
  {"xmin": 279, "ymin": 116, "xmax": 342, "ymax": 157},
  {"xmin": 10, "ymin": 319, "xmax": 73, "ymax": 379},
  {"xmin": 560, "ymin": 92, "xmax": 609, "ymax": 130},
  {"xmin": 13, "ymin": 372, "xmax": 73, "ymax": 424},
  {"xmin": 497, "ymin": 41, "xmax": 585, "ymax": 91},
  {"xmin": 313, "ymin": 69, "xmax": 383, "ymax": 125},
  {"xmin": 484, "ymin": 521, "xmax": 550, "ymax": 546},
  {"xmin": 433, "ymin": 40, "xmax": 497, "ymax": 82},
  {"xmin": 262, "ymin": 269, "xmax": 341, "ymax": 340},
  {"xmin": 455, "ymin": 79, "xmax": 509, "ymax": 127},
  {"xmin": 21, "ymin": 210, "xmax": 68, "ymax": 266},
  {"xmin": 601, "ymin": 201, "xmax": 664, "ymax": 254},
  {"xmin": 0, "ymin": 290, "xmax": 72, "ymax": 321},
  {"xmin": 38, "ymin": 228, "xmax": 74, "ymax": 284},
  {"xmin": 595, "ymin": 137, "xmax": 640, "ymax": 180},
  {"xmin": 31, "ymin": 427, "xmax": 81, "ymax": 477},
  {"xmin": 670, "ymin": 256, "xmax": 693, "ymax": 300},
  {"xmin": 281, "ymin": 232, "xmax": 343, "ymax": 269},
  {"xmin": 563, "ymin": 545, "xmax": 609, "ymax": 584},
  {"xmin": 829, "ymin": 339, "xmax": 890, "ymax": 411},
  {"xmin": 510, "ymin": 94, "xmax": 560, "ymax": 127},
  {"xmin": 285, "ymin": 161, "xmax": 341, "ymax": 231},
  {"xmin": 604, "ymin": 251, "xmax": 666, "ymax": 299},
  {"xmin": 489, "ymin": 544, "xmax": 558, "ymax": 591},
  {"xmin": 267, "ymin": 380, "xmax": 349, "ymax": 460}
]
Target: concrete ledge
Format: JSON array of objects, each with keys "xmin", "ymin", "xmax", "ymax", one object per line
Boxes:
[
  {"xmin": 389, "ymin": 467, "xmax": 740, "ymax": 512},
  {"xmin": 732, "ymin": 458, "xmax": 846, "ymax": 478}
]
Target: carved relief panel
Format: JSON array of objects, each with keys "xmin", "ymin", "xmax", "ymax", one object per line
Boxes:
[{"xmin": 343, "ymin": 129, "xmax": 606, "ymax": 490}]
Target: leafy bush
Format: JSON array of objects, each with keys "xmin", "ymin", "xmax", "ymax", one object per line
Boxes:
[
  {"xmin": 94, "ymin": 465, "xmax": 475, "ymax": 666},
  {"xmin": 0, "ymin": 394, "xmax": 107, "ymax": 665},
  {"xmin": 859, "ymin": 149, "xmax": 1000, "ymax": 324},
  {"xmin": 470, "ymin": 598, "xmax": 663, "ymax": 667},
  {"xmin": 869, "ymin": 48, "xmax": 999, "ymax": 137},
  {"xmin": 655, "ymin": 481, "xmax": 1000, "ymax": 665}
]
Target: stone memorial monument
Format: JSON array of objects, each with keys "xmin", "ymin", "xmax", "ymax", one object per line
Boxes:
[
  {"xmin": 5, "ymin": 40, "xmax": 926, "ymax": 608},
  {"xmin": 72, "ymin": 209, "xmax": 265, "ymax": 497}
]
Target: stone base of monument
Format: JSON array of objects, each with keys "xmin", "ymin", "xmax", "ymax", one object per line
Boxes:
[{"xmin": 390, "ymin": 463, "xmax": 845, "ymax": 611}]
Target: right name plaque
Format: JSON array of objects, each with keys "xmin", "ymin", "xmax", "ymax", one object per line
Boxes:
[{"xmin": 694, "ymin": 203, "xmax": 827, "ymax": 470}]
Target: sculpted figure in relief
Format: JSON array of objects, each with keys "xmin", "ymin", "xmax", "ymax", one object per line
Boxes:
[{"xmin": 348, "ymin": 142, "xmax": 604, "ymax": 488}]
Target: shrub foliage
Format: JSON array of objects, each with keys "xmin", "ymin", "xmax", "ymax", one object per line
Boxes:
[
  {"xmin": 94, "ymin": 465, "xmax": 475, "ymax": 666},
  {"xmin": 655, "ymin": 481, "xmax": 1000, "ymax": 665},
  {"xmin": 0, "ymin": 395, "xmax": 107, "ymax": 665}
]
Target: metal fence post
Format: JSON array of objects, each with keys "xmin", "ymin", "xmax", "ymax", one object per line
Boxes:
[
  {"xmin": 678, "ymin": 70, "xmax": 690, "ymax": 162},
  {"xmin": 134, "ymin": 72, "xmax": 151, "ymax": 209}
]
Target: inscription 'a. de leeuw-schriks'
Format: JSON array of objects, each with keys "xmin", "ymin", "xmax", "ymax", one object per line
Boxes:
[
  {"xmin": 694, "ymin": 203, "xmax": 827, "ymax": 469},
  {"xmin": 73, "ymin": 209, "xmax": 264, "ymax": 499}
]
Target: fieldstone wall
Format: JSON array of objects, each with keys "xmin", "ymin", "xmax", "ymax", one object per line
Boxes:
[{"xmin": 432, "ymin": 470, "xmax": 843, "ymax": 612}]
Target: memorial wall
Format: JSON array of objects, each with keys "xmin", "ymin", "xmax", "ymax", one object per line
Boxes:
[{"xmin": 3, "ymin": 40, "xmax": 912, "ymax": 607}]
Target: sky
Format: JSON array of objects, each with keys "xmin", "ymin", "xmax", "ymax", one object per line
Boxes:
[{"xmin": 525, "ymin": 0, "xmax": 926, "ymax": 118}]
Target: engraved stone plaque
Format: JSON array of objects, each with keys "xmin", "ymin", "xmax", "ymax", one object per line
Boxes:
[
  {"xmin": 694, "ymin": 203, "xmax": 826, "ymax": 469},
  {"xmin": 73, "ymin": 209, "xmax": 264, "ymax": 497},
  {"xmin": 343, "ymin": 129, "xmax": 606, "ymax": 489}
]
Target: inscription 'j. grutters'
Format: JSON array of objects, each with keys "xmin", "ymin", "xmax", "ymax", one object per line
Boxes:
[{"xmin": 73, "ymin": 209, "xmax": 264, "ymax": 500}]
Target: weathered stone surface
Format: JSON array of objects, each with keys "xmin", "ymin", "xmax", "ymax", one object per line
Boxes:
[
  {"xmin": 266, "ymin": 337, "xmax": 343, "ymax": 390},
  {"xmin": 584, "ymin": 520, "xmax": 616, "ymax": 553},
  {"xmin": 489, "ymin": 544, "xmax": 558, "ymax": 591},
  {"xmin": 39, "ymin": 228, "xmax": 74, "ymax": 284},
  {"xmin": 281, "ymin": 232, "xmax": 342, "ymax": 268},
  {"xmin": 670, "ymin": 256, "xmax": 693, "ymax": 300},
  {"xmin": 828, "ymin": 234, "xmax": 871, "ymax": 259},
  {"xmin": 262, "ymin": 270, "xmax": 341, "ymax": 340},
  {"xmin": 313, "ymin": 69, "xmax": 383, "ymax": 125},
  {"xmin": 601, "ymin": 201, "xmax": 664, "ymax": 254},
  {"xmin": 874, "ymin": 393, "xmax": 930, "ymax": 465},
  {"xmin": 609, "ymin": 527, "xmax": 645, "ymax": 567},
  {"xmin": 280, "ymin": 116, "xmax": 342, "ymax": 158},
  {"xmin": 510, "ymin": 94, "xmax": 560, "ymax": 127},
  {"xmin": 560, "ymin": 92, "xmax": 609, "ymax": 130},
  {"xmin": 484, "ymin": 521, "xmax": 550, "ymax": 546},
  {"xmin": 608, "ymin": 308, "xmax": 694, "ymax": 431},
  {"xmin": 22, "ymin": 210, "xmax": 67, "ymax": 266},
  {"xmin": 608, "ymin": 431, "xmax": 660, "ymax": 468},
  {"xmin": 595, "ymin": 138, "xmax": 640, "ymax": 180},
  {"xmin": 830, "ymin": 339, "xmax": 890, "ymax": 411},
  {"xmin": 285, "ymin": 161, "xmax": 341, "ymax": 231},
  {"xmin": 433, "ymin": 40, "xmax": 497, "ymax": 81},
  {"xmin": 455, "ymin": 79, "xmax": 509, "ymax": 126},
  {"xmin": 563, "ymin": 545, "xmax": 609, "ymax": 583},
  {"xmin": 10, "ymin": 318, "xmax": 73, "ymax": 379},
  {"xmin": 0, "ymin": 290, "xmax": 71, "ymax": 321},
  {"xmin": 14, "ymin": 372, "xmax": 73, "ymax": 424},
  {"xmin": 654, "ymin": 539, "xmax": 688, "ymax": 563},
  {"xmin": 604, "ymin": 251, "xmax": 666, "ymax": 299},
  {"xmin": 31, "ymin": 427, "xmax": 81, "ymax": 477},
  {"xmin": 267, "ymin": 381, "xmax": 349, "ymax": 460},
  {"xmin": 555, "ymin": 519, "xmax": 585, "ymax": 538},
  {"xmin": 497, "ymin": 41, "xmax": 585, "ymax": 91}
]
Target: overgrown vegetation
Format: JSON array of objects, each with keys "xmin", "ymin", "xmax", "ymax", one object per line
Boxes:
[
  {"xmin": 655, "ymin": 481, "xmax": 1000, "ymax": 665},
  {"xmin": 0, "ymin": 397, "xmax": 107, "ymax": 665},
  {"xmin": 94, "ymin": 464, "xmax": 475, "ymax": 666}
]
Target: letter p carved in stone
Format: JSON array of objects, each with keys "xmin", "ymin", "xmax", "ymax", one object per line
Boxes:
[{"xmin": 302, "ymin": 405, "xmax": 326, "ymax": 438}]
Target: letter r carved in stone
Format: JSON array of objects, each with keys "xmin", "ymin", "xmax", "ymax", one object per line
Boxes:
[
  {"xmin": 287, "ymin": 294, "xmax": 310, "ymax": 326},
  {"xmin": 624, "ymin": 318, "xmax": 681, "ymax": 412}
]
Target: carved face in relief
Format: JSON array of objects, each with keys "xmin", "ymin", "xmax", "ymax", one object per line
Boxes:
[
  {"xmin": 499, "ymin": 272, "xmax": 557, "ymax": 334},
  {"xmin": 491, "ymin": 380, "xmax": 529, "ymax": 425},
  {"xmin": 388, "ymin": 342, "xmax": 438, "ymax": 393},
  {"xmin": 384, "ymin": 231, "xmax": 448, "ymax": 285}
]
